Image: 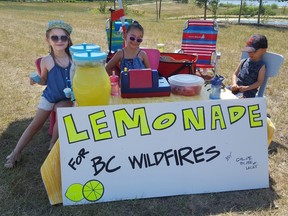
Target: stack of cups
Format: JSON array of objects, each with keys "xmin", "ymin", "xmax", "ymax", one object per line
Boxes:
[{"xmin": 30, "ymin": 71, "xmax": 41, "ymax": 83}]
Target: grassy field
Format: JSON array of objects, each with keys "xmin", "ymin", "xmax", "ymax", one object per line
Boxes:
[{"xmin": 0, "ymin": 2, "xmax": 288, "ymax": 216}]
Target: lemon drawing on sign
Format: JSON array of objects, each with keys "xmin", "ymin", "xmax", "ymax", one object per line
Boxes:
[
  {"xmin": 82, "ymin": 180, "xmax": 104, "ymax": 202},
  {"xmin": 65, "ymin": 183, "xmax": 84, "ymax": 202}
]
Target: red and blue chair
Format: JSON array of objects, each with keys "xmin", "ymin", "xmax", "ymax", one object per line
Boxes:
[{"xmin": 179, "ymin": 19, "xmax": 221, "ymax": 80}]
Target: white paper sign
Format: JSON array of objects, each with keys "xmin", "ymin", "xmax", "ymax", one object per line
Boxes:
[{"xmin": 58, "ymin": 98, "xmax": 268, "ymax": 206}]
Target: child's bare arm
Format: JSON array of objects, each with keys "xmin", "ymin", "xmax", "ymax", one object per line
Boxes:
[
  {"xmin": 141, "ymin": 51, "xmax": 150, "ymax": 69},
  {"xmin": 37, "ymin": 56, "xmax": 50, "ymax": 85},
  {"xmin": 105, "ymin": 50, "xmax": 122, "ymax": 75},
  {"xmin": 231, "ymin": 62, "xmax": 241, "ymax": 90},
  {"xmin": 30, "ymin": 56, "xmax": 49, "ymax": 85}
]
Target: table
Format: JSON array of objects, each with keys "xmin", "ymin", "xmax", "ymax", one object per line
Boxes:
[
  {"xmin": 109, "ymin": 85, "xmax": 236, "ymax": 104},
  {"xmin": 41, "ymin": 87, "xmax": 272, "ymax": 205}
]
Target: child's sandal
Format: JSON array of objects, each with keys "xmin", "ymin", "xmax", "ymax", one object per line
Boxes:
[{"xmin": 4, "ymin": 151, "xmax": 21, "ymax": 169}]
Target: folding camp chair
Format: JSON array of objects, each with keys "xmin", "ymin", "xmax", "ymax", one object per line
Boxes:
[
  {"xmin": 35, "ymin": 57, "xmax": 56, "ymax": 136},
  {"xmin": 105, "ymin": 0, "xmax": 129, "ymax": 58},
  {"xmin": 105, "ymin": 18, "xmax": 132, "ymax": 56},
  {"xmin": 140, "ymin": 47, "xmax": 160, "ymax": 70},
  {"xmin": 239, "ymin": 52, "xmax": 283, "ymax": 145},
  {"xmin": 179, "ymin": 19, "xmax": 221, "ymax": 80},
  {"xmin": 241, "ymin": 52, "xmax": 284, "ymax": 97},
  {"xmin": 105, "ymin": 6, "xmax": 133, "ymax": 73}
]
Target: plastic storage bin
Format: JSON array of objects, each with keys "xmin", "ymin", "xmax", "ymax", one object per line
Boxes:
[{"xmin": 168, "ymin": 74, "xmax": 204, "ymax": 96}]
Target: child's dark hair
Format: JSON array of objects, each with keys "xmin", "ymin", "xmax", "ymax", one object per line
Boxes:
[{"xmin": 127, "ymin": 21, "xmax": 144, "ymax": 35}]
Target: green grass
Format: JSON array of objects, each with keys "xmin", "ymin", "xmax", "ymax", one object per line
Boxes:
[{"xmin": 0, "ymin": 2, "xmax": 288, "ymax": 216}]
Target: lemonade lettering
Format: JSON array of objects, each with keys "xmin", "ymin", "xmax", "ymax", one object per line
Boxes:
[{"xmin": 62, "ymin": 104, "xmax": 263, "ymax": 144}]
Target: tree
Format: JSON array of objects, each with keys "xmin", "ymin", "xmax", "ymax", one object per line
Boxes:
[
  {"xmin": 256, "ymin": 0, "xmax": 288, "ymax": 24},
  {"xmin": 156, "ymin": 0, "xmax": 159, "ymax": 21},
  {"xmin": 195, "ymin": 0, "xmax": 209, "ymax": 20},
  {"xmin": 257, "ymin": 0, "xmax": 263, "ymax": 24},
  {"xmin": 209, "ymin": 0, "xmax": 219, "ymax": 19},
  {"xmin": 195, "ymin": 0, "xmax": 219, "ymax": 20},
  {"xmin": 159, "ymin": 0, "xmax": 162, "ymax": 19},
  {"xmin": 238, "ymin": 0, "xmax": 244, "ymax": 23},
  {"xmin": 155, "ymin": 0, "xmax": 162, "ymax": 21}
]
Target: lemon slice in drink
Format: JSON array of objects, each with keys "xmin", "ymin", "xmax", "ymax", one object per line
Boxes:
[
  {"xmin": 65, "ymin": 183, "xmax": 84, "ymax": 202},
  {"xmin": 82, "ymin": 180, "xmax": 104, "ymax": 202}
]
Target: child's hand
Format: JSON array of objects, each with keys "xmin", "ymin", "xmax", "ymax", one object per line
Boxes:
[
  {"xmin": 29, "ymin": 72, "xmax": 41, "ymax": 85},
  {"xmin": 231, "ymin": 84, "xmax": 239, "ymax": 92},
  {"xmin": 238, "ymin": 86, "xmax": 248, "ymax": 92},
  {"xmin": 30, "ymin": 78, "xmax": 36, "ymax": 85}
]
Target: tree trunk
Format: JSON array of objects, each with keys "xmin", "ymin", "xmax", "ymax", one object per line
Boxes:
[
  {"xmin": 257, "ymin": 0, "xmax": 263, "ymax": 24},
  {"xmin": 238, "ymin": 0, "xmax": 243, "ymax": 23},
  {"xmin": 204, "ymin": 2, "xmax": 207, "ymax": 20},
  {"xmin": 156, "ymin": 0, "xmax": 159, "ymax": 21},
  {"xmin": 159, "ymin": 0, "xmax": 162, "ymax": 20}
]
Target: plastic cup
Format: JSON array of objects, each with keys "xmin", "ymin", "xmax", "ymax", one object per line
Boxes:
[
  {"xmin": 157, "ymin": 43, "xmax": 165, "ymax": 52},
  {"xmin": 30, "ymin": 71, "xmax": 41, "ymax": 83},
  {"xmin": 63, "ymin": 87, "xmax": 72, "ymax": 98}
]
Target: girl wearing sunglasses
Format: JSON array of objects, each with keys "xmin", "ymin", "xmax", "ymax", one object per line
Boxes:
[
  {"xmin": 106, "ymin": 21, "xmax": 150, "ymax": 75},
  {"xmin": 4, "ymin": 20, "xmax": 74, "ymax": 168}
]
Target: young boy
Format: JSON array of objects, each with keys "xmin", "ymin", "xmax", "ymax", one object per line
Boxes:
[{"xmin": 230, "ymin": 34, "xmax": 268, "ymax": 98}]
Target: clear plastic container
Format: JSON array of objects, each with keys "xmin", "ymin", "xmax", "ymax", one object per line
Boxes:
[
  {"xmin": 209, "ymin": 85, "xmax": 221, "ymax": 99},
  {"xmin": 110, "ymin": 71, "xmax": 119, "ymax": 96},
  {"xmin": 72, "ymin": 51, "xmax": 111, "ymax": 106},
  {"xmin": 209, "ymin": 75, "xmax": 224, "ymax": 99},
  {"xmin": 168, "ymin": 74, "xmax": 204, "ymax": 96}
]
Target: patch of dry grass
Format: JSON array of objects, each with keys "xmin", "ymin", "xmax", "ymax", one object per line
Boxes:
[{"xmin": 0, "ymin": 2, "xmax": 287, "ymax": 216}]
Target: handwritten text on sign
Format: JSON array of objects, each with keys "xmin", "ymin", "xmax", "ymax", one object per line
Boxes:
[{"xmin": 58, "ymin": 98, "xmax": 268, "ymax": 206}]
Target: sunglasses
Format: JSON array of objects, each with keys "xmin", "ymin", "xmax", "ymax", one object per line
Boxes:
[
  {"xmin": 50, "ymin": 35, "xmax": 69, "ymax": 42},
  {"xmin": 128, "ymin": 36, "xmax": 143, "ymax": 43}
]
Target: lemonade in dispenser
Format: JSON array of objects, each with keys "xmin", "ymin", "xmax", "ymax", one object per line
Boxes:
[{"xmin": 72, "ymin": 51, "xmax": 111, "ymax": 106}]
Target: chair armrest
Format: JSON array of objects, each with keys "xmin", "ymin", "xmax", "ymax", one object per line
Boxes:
[{"xmin": 216, "ymin": 51, "xmax": 221, "ymax": 60}]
